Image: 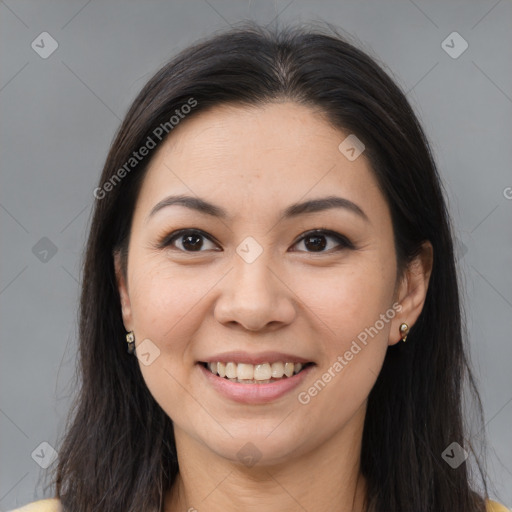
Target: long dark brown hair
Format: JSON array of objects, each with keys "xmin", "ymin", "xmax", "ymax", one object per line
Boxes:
[{"xmin": 47, "ymin": 22, "xmax": 490, "ymax": 511}]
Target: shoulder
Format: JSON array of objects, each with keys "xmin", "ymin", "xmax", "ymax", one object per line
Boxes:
[
  {"xmin": 8, "ymin": 498, "xmax": 61, "ymax": 512},
  {"xmin": 487, "ymin": 499, "xmax": 511, "ymax": 512}
]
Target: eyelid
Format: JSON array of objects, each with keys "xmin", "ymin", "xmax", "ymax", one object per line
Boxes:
[
  {"xmin": 157, "ymin": 228, "xmax": 355, "ymax": 252},
  {"xmin": 292, "ymin": 228, "xmax": 355, "ymax": 252},
  {"xmin": 156, "ymin": 228, "xmax": 219, "ymax": 250}
]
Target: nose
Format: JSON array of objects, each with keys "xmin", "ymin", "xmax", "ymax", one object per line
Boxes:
[{"xmin": 213, "ymin": 253, "xmax": 296, "ymax": 332}]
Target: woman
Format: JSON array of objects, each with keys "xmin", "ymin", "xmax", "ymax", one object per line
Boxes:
[{"xmin": 13, "ymin": 23, "xmax": 509, "ymax": 512}]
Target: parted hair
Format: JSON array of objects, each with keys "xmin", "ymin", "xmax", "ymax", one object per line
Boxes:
[{"xmin": 48, "ymin": 22, "xmax": 489, "ymax": 512}]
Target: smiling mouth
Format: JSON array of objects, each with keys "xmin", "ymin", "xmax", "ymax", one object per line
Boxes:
[{"xmin": 200, "ymin": 361, "xmax": 315, "ymax": 384}]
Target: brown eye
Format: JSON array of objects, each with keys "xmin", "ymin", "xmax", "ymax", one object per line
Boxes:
[
  {"xmin": 292, "ymin": 230, "xmax": 354, "ymax": 253},
  {"xmin": 158, "ymin": 228, "xmax": 353, "ymax": 254},
  {"xmin": 160, "ymin": 229, "xmax": 219, "ymax": 252}
]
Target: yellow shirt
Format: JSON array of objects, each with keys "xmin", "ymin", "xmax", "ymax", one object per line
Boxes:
[
  {"xmin": 488, "ymin": 501, "xmax": 512, "ymax": 512},
  {"xmin": 7, "ymin": 498, "xmax": 511, "ymax": 511}
]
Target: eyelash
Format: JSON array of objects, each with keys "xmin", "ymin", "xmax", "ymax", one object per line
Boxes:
[{"xmin": 157, "ymin": 228, "xmax": 355, "ymax": 254}]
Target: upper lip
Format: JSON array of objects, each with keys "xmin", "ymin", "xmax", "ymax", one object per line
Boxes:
[{"xmin": 199, "ymin": 351, "xmax": 314, "ymax": 365}]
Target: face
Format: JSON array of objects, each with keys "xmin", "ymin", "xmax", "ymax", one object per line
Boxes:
[{"xmin": 115, "ymin": 101, "xmax": 431, "ymax": 467}]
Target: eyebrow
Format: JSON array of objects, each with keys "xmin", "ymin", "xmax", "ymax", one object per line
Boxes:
[{"xmin": 147, "ymin": 194, "xmax": 370, "ymax": 223}]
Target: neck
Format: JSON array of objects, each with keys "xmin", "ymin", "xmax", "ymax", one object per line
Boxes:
[{"xmin": 164, "ymin": 406, "xmax": 368, "ymax": 512}]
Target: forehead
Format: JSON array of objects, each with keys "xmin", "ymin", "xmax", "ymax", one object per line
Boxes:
[{"xmin": 135, "ymin": 101, "xmax": 387, "ymax": 224}]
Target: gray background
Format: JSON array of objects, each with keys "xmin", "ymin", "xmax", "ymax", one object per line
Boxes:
[{"xmin": 1, "ymin": 0, "xmax": 511, "ymax": 509}]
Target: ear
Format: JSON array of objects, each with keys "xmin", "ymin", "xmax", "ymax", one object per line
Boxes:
[
  {"xmin": 389, "ymin": 240, "xmax": 433, "ymax": 345},
  {"xmin": 113, "ymin": 249, "xmax": 133, "ymax": 331}
]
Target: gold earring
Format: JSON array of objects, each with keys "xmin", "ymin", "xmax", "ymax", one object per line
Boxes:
[
  {"xmin": 126, "ymin": 331, "xmax": 135, "ymax": 354},
  {"xmin": 399, "ymin": 323, "xmax": 409, "ymax": 342}
]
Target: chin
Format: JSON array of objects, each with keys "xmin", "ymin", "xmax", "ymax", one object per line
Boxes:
[{"xmin": 198, "ymin": 425, "xmax": 311, "ymax": 468}]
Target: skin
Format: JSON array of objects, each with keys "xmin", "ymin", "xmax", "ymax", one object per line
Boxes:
[{"xmin": 114, "ymin": 101, "xmax": 433, "ymax": 512}]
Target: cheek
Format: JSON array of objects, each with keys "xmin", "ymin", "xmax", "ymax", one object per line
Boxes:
[
  {"xmin": 297, "ymin": 259, "xmax": 395, "ymax": 349},
  {"xmin": 292, "ymin": 260, "xmax": 394, "ymax": 413},
  {"xmin": 126, "ymin": 261, "xmax": 209, "ymax": 422},
  {"xmin": 129, "ymin": 258, "xmax": 210, "ymax": 341}
]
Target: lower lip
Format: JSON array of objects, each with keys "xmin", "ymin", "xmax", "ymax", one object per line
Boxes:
[{"xmin": 198, "ymin": 363, "xmax": 315, "ymax": 404}]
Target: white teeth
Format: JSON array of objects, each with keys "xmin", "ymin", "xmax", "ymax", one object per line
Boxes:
[
  {"xmin": 204, "ymin": 360, "xmax": 308, "ymax": 382},
  {"xmin": 284, "ymin": 362, "xmax": 294, "ymax": 377},
  {"xmin": 271, "ymin": 361, "xmax": 284, "ymax": 378},
  {"xmin": 225, "ymin": 362, "xmax": 237, "ymax": 379},
  {"xmin": 237, "ymin": 363, "xmax": 254, "ymax": 380},
  {"xmin": 254, "ymin": 363, "xmax": 272, "ymax": 380}
]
